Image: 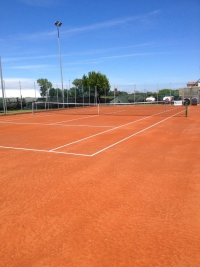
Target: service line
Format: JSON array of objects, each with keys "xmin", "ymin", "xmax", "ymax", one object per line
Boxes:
[
  {"xmin": 50, "ymin": 115, "xmax": 156, "ymax": 151},
  {"xmin": 0, "ymin": 145, "xmax": 91, "ymax": 157},
  {"xmin": 0, "ymin": 121, "xmax": 113, "ymax": 128},
  {"xmin": 51, "ymin": 108, "xmax": 182, "ymax": 152},
  {"xmin": 91, "ymin": 109, "xmax": 184, "ymax": 156}
]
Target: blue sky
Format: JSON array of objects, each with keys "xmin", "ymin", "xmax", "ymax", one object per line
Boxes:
[{"xmin": 1, "ymin": 0, "xmax": 200, "ymax": 91}]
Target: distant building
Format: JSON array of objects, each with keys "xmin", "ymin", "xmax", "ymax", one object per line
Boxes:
[
  {"xmin": 187, "ymin": 81, "xmax": 200, "ymax": 87},
  {"xmin": 179, "ymin": 79, "xmax": 200, "ymax": 103}
]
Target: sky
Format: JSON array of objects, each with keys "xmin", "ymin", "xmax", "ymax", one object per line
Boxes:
[{"xmin": 1, "ymin": 0, "xmax": 200, "ymax": 93}]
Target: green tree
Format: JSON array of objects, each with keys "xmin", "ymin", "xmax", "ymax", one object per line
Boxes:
[
  {"xmin": 49, "ymin": 88, "xmax": 56, "ymax": 97},
  {"xmin": 37, "ymin": 78, "xmax": 52, "ymax": 97},
  {"xmin": 72, "ymin": 78, "xmax": 82, "ymax": 87},
  {"xmin": 68, "ymin": 87, "xmax": 76, "ymax": 97},
  {"xmin": 82, "ymin": 71, "xmax": 110, "ymax": 98}
]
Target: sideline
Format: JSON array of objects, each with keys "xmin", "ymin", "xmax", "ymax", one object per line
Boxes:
[{"xmin": 91, "ymin": 109, "xmax": 184, "ymax": 156}]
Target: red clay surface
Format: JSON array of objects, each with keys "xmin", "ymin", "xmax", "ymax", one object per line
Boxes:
[{"xmin": 0, "ymin": 106, "xmax": 200, "ymax": 267}]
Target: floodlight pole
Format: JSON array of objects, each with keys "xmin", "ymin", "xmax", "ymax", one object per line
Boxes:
[
  {"xmin": 0, "ymin": 57, "xmax": 6, "ymax": 114},
  {"xmin": 55, "ymin": 21, "xmax": 64, "ymax": 107}
]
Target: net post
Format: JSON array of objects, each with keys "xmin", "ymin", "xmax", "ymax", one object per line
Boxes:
[
  {"xmin": 98, "ymin": 104, "xmax": 100, "ymax": 115},
  {"xmin": 186, "ymin": 101, "xmax": 188, "ymax": 117}
]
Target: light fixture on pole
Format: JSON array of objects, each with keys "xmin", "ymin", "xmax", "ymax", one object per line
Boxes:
[{"xmin": 55, "ymin": 21, "xmax": 64, "ymax": 106}]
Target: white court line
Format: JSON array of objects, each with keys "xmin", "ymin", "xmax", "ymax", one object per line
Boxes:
[
  {"xmin": 0, "ymin": 113, "xmax": 99, "ymax": 125},
  {"xmin": 50, "ymin": 115, "xmax": 154, "ymax": 151},
  {"xmin": 91, "ymin": 109, "xmax": 184, "ymax": 156},
  {"xmin": 50, "ymin": 114, "xmax": 98, "ymax": 125},
  {"xmin": 50, "ymin": 107, "xmax": 181, "ymax": 151},
  {"xmin": 0, "ymin": 112, "xmax": 54, "ymax": 122},
  {"xmin": 0, "ymin": 121, "xmax": 113, "ymax": 128},
  {"xmin": 0, "ymin": 145, "xmax": 91, "ymax": 157},
  {"xmin": 0, "ymin": 109, "xmax": 185, "ymax": 157}
]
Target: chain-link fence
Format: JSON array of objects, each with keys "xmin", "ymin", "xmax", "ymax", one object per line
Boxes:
[{"xmin": 1, "ymin": 81, "xmax": 197, "ymax": 114}]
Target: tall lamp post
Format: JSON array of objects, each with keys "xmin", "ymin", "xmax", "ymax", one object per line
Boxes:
[
  {"xmin": 0, "ymin": 57, "xmax": 6, "ymax": 114},
  {"xmin": 55, "ymin": 21, "xmax": 64, "ymax": 106}
]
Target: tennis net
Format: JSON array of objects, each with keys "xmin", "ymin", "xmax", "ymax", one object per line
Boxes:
[{"xmin": 32, "ymin": 101, "xmax": 187, "ymax": 117}]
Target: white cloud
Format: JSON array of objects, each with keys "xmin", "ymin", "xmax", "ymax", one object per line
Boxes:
[
  {"xmin": 64, "ymin": 10, "xmax": 160, "ymax": 35},
  {"xmin": 3, "ymin": 10, "xmax": 160, "ymax": 42},
  {"xmin": 3, "ymin": 78, "xmax": 36, "ymax": 83}
]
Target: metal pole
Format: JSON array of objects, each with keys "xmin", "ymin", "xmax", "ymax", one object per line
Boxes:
[
  {"xmin": 19, "ymin": 81, "xmax": 22, "ymax": 110},
  {"xmin": 75, "ymin": 86, "xmax": 76, "ymax": 106},
  {"xmin": 55, "ymin": 23, "xmax": 64, "ymax": 107},
  {"xmin": 89, "ymin": 86, "xmax": 90, "ymax": 105},
  {"xmin": 56, "ymin": 84, "xmax": 58, "ymax": 103},
  {"xmin": 65, "ymin": 84, "xmax": 67, "ymax": 106},
  {"xmin": 134, "ymin": 84, "xmax": 136, "ymax": 103},
  {"xmin": 0, "ymin": 57, "xmax": 6, "ymax": 114},
  {"xmin": 3, "ymin": 80, "xmax": 7, "ymax": 113},
  {"xmin": 34, "ymin": 82, "xmax": 36, "ymax": 100},
  {"xmin": 32, "ymin": 102, "xmax": 34, "ymax": 114},
  {"xmin": 82, "ymin": 86, "xmax": 84, "ymax": 106},
  {"xmin": 157, "ymin": 83, "xmax": 158, "ymax": 103},
  {"xmin": 68, "ymin": 80, "xmax": 70, "ymax": 104},
  {"xmin": 114, "ymin": 85, "xmax": 115, "ymax": 104},
  {"xmin": 95, "ymin": 86, "xmax": 97, "ymax": 105}
]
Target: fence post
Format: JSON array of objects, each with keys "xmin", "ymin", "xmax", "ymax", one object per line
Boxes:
[
  {"xmin": 19, "ymin": 81, "xmax": 22, "ymax": 110},
  {"xmin": 34, "ymin": 82, "xmax": 36, "ymax": 100},
  {"xmin": 0, "ymin": 57, "xmax": 6, "ymax": 114}
]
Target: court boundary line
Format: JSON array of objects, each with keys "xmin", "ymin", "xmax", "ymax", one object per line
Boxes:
[
  {"xmin": 0, "ymin": 113, "xmax": 98, "ymax": 124},
  {"xmin": 0, "ymin": 145, "xmax": 92, "ymax": 157},
  {"xmin": 0, "ymin": 109, "xmax": 185, "ymax": 157},
  {"xmin": 91, "ymin": 109, "xmax": 184, "ymax": 156},
  {"xmin": 50, "ymin": 115, "xmax": 151, "ymax": 151},
  {"xmin": 49, "ymin": 114, "xmax": 98, "ymax": 125},
  {"xmin": 0, "ymin": 121, "xmax": 113, "ymax": 128},
  {"xmin": 50, "ymin": 108, "xmax": 185, "ymax": 151}
]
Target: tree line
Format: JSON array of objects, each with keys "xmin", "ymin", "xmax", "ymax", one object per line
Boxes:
[
  {"xmin": 37, "ymin": 72, "xmax": 179, "ymax": 100},
  {"xmin": 37, "ymin": 71, "xmax": 110, "ymax": 98}
]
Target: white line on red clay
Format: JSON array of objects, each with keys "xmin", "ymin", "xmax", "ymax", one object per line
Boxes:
[
  {"xmin": 50, "ymin": 115, "xmax": 151, "ymax": 151},
  {"xmin": 0, "ymin": 121, "xmax": 113, "ymax": 128},
  {"xmin": 50, "ymin": 107, "xmax": 178, "ymax": 152},
  {"xmin": 91, "ymin": 110, "xmax": 184, "ymax": 156},
  {"xmin": 0, "ymin": 145, "xmax": 91, "ymax": 157}
]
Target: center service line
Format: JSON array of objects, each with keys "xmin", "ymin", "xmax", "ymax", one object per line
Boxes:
[{"xmin": 91, "ymin": 110, "xmax": 184, "ymax": 156}]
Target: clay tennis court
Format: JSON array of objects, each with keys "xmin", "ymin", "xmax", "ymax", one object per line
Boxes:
[{"xmin": 0, "ymin": 105, "xmax": 200, "ymax": 267}]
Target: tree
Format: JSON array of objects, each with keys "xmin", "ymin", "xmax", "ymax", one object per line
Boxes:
[
  {"xmin": 37, "ymin": 78, "xmax": 52, "ymax": 97},
  {"xmin": 82, "ymin": 71, "xmax": 110, "ymax": 98},
  {"xmin": 72, "ymin": 78, "xmax": 82, "ymax": 87},
  {"xmin": 49, "ymin": 88, "xmax": 56, "ymax": 97}
]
